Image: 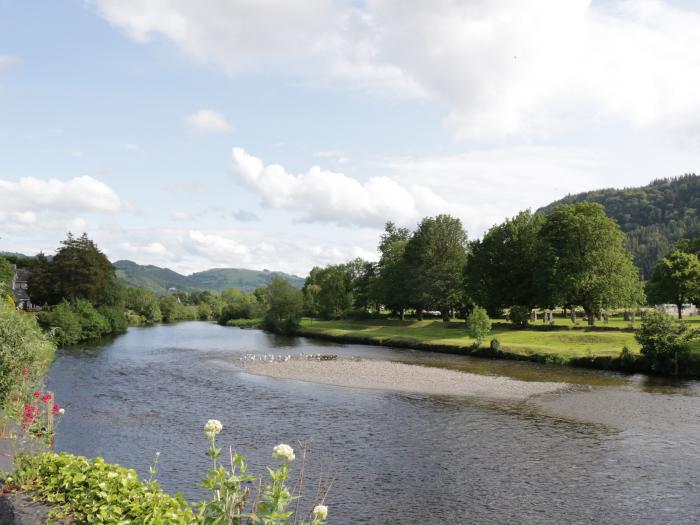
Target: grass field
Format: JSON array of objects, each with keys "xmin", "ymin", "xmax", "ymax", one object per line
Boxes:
[{"xmin": 298, "ymin": 317, "xmax": 700, "ymax": 360}]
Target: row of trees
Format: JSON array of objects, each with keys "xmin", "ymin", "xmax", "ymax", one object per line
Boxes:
[{"xmin": 301, "ymin": 203, "xmax": 645, "ymax": 326}]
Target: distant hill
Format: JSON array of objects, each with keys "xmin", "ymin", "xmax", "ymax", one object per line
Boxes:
[
  {"xmin": 540, "ymin": 174, "xmax": 700, "ymax": 278},
  {"xmin": 113, "ymin": 260, "xmax": 305, "ymax": 293}
]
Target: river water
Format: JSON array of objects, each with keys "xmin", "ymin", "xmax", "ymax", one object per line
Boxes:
[{"xmin": 46, "ymin": 322, "xmax": 700, "ymax": 524}]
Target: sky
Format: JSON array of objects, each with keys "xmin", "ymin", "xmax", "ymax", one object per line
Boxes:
[{"xmin": 1, "ymin": 0, "xmax": 699, "ymax": 276}]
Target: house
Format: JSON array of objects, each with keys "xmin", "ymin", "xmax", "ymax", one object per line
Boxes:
[
  {"xmin": 11, "ymin": 267, "xmax": 38, "ymax": 311},
  {"xmin": 657, "ymin": 304, "xmax": 698, "ymax": 317}
]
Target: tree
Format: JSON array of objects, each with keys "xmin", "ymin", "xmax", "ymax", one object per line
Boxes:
[
  {"xmin": 636, "ymin": 309, "xmax": 698, "ymax": 375},
  {"xmin": 466, "ymin": 306, "xmax": 491, "ymax": 345},
  {"xmin": 465, "ymin": 210, "xmax": 545, "ymax": 314},
  {"xmin": 50, "ymin": 233, "xmax": 116, "ymax": 304},
  {"xmin": 540, "ymin": 203, "xmax": 643, "ymax": 326},
  {"xmin": 403, "ymin": 215, "xmax": 468, "ymax": 321},
  {"xmin": 304, "ymin": 265, "xmax": 352, "ymax": 319},
  {"xmin": 374, "ymin": 222, "xmax": 411, "ymax": 319},
  {"xmin": 646, "ymin": 250, "xmax": 700, "ymax": 319},
  {"xmin": 28, "ymin": 253, "xmax": 56, "ymax": 306},
  {"xmin": 263, "ymin": 278, "xmax": 304, "ymax": 334}
]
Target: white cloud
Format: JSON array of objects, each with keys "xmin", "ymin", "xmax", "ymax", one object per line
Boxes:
[
  {"xmin": 120, "ymin": 241, "xmax": 170, "ymax": 257},
  {"xmin": 94, "ymin": 0, "xmax": 700, "ymax": 141},
  {"xmin": 0, "ymin": 176, "xmax": 122, "ymax": 214},
  {"xmin": 187, "ymin": 230, "xmax": 251, "ymax": 264},
  {"xmin": 184, "ymin": 109, "xmax": 231, "ymax": 134},
  {"xmin": 230, "ymin": 147, "xmax": 451, "ymax": 227},
  {"xmin": 171, "ymin": 211, "xmax": 194, "ymax": 221}
]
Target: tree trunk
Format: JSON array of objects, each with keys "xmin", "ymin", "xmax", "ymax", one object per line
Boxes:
[
  {"xmin": 400, "ymin": 308, "xmax": 405, "ymax": 321},
  {"xmin": 442, "ymin": 307, "xmax": 450, "ymax": 322},
  {"xmin": 417, "ymin": 309, "xmax": 424, "ymax": 321},
  {"xmin": 677, "ymin": 302, "xmax": 683, "ymax": 319},
  {"xmin": 585, "ymin": 308, "xmax": 595, "ymax": 326}
]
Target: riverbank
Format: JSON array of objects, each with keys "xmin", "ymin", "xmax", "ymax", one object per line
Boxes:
[
  {"xmin": 294, "ymin": 318, "xmax": 700, "ymax": 377},
  {"xmin": 239, "ymin": 357, "xmax": 568, "ymax": 400}
]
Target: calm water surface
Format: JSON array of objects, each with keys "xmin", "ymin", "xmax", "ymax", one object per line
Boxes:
[{"xmin": 46, "ymin": 322, "xmax": 700, "ymax": 524}]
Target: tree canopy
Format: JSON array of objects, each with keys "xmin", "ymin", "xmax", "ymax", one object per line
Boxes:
[{"xmin": 646, "ymin": 250, "xmax": 700, "ymax": 318}]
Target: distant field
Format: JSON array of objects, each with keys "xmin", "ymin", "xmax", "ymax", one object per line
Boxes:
[{"xmin": 298, "ymin": 317, "xmax": 700, "ymax": 360}]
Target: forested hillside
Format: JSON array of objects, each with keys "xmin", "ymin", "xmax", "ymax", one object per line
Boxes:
[
  {"xmin": 540, "ymin": 174, "xmax": 700, "ymax": 277},
  {"xmin": 114, "ymin": 260, "xmax": 304, "ymax": 293}
]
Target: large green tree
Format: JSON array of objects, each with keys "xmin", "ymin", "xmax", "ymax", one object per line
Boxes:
[
  {"xmin": 374, "ymin": 222, "xmax": 411, "ymax": 319},
  {"xmin": 540, "ymin": 202, "xmax": 643, "ymax": 326},
  {"xmin": 304, "ymin": 265, "xmax": 353, "ymax": 319},
  {"xmin": 27, "ymin": 253, "xmax": 56, "ymax": 306},
  {"xmin": 646, "ymin": 250, "xmax": 700, "ymax": 319},
  {"xmin": 45, "ymin": 233, "xmax": 116, "ymax": 304},
  {"xmin": 263, "ymin": 278, "xmax": 304, "ymax": 333},
  {"xmin": 465, "ymin": 210, "xmax": 545, "ymax": 314},
  {"xmin": 403, "ymin": 214, "xmax": 468, "ymax": 321}
]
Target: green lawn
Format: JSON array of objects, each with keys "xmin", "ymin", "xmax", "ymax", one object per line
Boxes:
[{"xmin": 299, "ymin": 318, "xmax": 642, "ymax": 359}]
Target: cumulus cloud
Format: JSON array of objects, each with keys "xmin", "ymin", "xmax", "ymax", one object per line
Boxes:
[
  {"xmin": 94, "ymin": 0, "xmax": 700, "ymax": 141},
  {"xmin": 230, "ymin": 147, "xmax": 451, "ymax": 227},
  {"xmin": 232, "ymin": 209, "xmax": 259, "ymax": 222},
  {"xmin": 0, "ymin": 176, "xmax": 122, "ymax": 214},
  {"xmin": 184, "ymin": 109, "xmax": 231, "ymax": 134},
  {"xmin": 120, "ymin": 241, "xmax": 170, "ymax": 257}
]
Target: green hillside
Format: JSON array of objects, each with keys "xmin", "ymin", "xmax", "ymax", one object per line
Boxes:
[
  {"xmin": 540, "ymin": 174, "xmax": 700, "ymax": 277},
  {"xmin": 113, "ymin": 260, "xmax": 304, "ymax": 293}
]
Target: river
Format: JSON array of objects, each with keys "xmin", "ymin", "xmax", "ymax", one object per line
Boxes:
[{"xmin": 46, "ymin": 322, "xmax": 700, "ymax": 524}]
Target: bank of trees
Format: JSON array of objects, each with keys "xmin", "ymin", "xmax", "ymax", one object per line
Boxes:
[{"xmin": 300, "ymin": 204, "xmax": 644, "ymax": 327}]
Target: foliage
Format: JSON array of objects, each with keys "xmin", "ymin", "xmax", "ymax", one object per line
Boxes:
[
  {"xmin": 5, "ymin": 421, "xmax": 329, "ymax": 525},
  {"xmin": 218, "ymin": 288, "xmax": 263, "ymax": 324},
  {"xmin": 7, "ymin": 452, "xmax": 196, "ymax": 524},
  {"xmin": 646, "ymin": 250, "xmax": 700, "ymax": 318},
  {"xmin": 466, "ymin": 306, "xmax": 491, "ymax": 345},
  {"xmin": 540, "ymin": 202, "xmax": 644, "ymax": 325},
  {"xmin": 27, "ymin": 253, "xmax": 54, "ymax": 306},
  {"xmin": 541, "ymin": 174, "xmax": 700, "ymax": 277},
  {"xmin": 373, "ymin": 222, "xmax": 411, "ymax": 317},
  {"xmin": 125, "ymin": 286, "xmax": 163, "ymax": 323},
  {"xmin": 0, "ymin": 304, "xmax": 55, "ymax": 406},
  {"xmin": 490, "ymin": 338, "xmax": 502, "ymax": 352},
  {"xmin": 37, "ymin": 299, "xmax": 116, "ymax": 346},
  {"xmin": 263, "ymin": 278, "xmax": 304, "ymax": 334},
  {"xmin": 635, "ymin": 309, "xmax": 698, "ymax": 373},
  {"xmin": 160, "ymin": 295, "xmax": 198, "ymax": 323},
  {"xmin": 507, "ymin": 305, "xmax": 531, "ymax": 329},
  {"xmin": 304, "ymin": 265, "xmax": 353, "ymax": 319},
  {"xmin": 465, "ymin": 210, "xmax": 546, "ymax": 312},
  {"xmin": 98, "ymin": 305, "xmax": 129, "ymax": 333},
  {"xmin": 0, "ymin": 255, "xmax": 14, "ymax": 292},
  {"xmin": 403, "ymin": 215, "xmax": 468, "ymax": 320}
]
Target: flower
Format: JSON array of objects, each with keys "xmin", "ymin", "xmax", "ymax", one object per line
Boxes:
[
  {"xmin": 272, "ymin": 443, "xmax": 295, "ymax": 462},
  {"xmin": 21, "ymin": 368, "xmax": 29, "ymax": 375},
  {"xmin": 58, "ymin": 408, "xmax": 65, "ymax": 415},
  {"xmin": 41, "ymin": 393, "xmax": 53, "ymax": 403},
  {"xmin": 52, "ymin": 404, "xmax": 61, "ymax": 415},
  {"xmin": 33, "ymin": 391, "xmax": 40, "ymax": 398},
  {"xmin": 204, "ymin": 419, "xmax": 223, "ymax": 438},
  {"xmin": 313, "ymin": 505, "xmax": 328, "ymax": 520}
]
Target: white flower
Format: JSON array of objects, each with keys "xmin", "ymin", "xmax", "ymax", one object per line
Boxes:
[
  {"xmin": 272, "ymin": 443, "xmax": 295, "ymax": 461},
  {"xmin": 313, "ymin": 505, "xmax": 328, "ymax": 520},
  {"xmin": 204, "ymin": 419, "xmax": 223, "ymax": 438},
  {"xmin": 58, "ymin": 408, "xmax": 65, "ymax": 415}
]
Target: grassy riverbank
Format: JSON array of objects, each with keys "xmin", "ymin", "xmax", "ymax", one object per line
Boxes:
[{"xmin": 295, "ymin": 317, "xmax": 700, "ymax": 376}]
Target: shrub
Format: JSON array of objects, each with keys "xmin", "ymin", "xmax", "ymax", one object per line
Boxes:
[
  {"xmin": 98, "ymin": 305, "xmax": 128, "ymax": 333},
  {"xmin": 618, "ymin": 345, "xmax": 637, "ymax": 370},
  {"xmin": 466, "ymin": 306, "xmax": 492, "ymax": 346},
  {"xmin": 0, "ymin": 304, "xmax": 55, "ymax": 405},
  {"xmin": 38, "ymin": 302, "xmax": 83, "ymax": 345},
  {"xmin": 508, "ymin": 305, "xmax": 530, "ymax": 328},
  {"xmin": 490, "ymin": 338, "xmax": 502, "ymax": 352},
  {"xmin": 635, "ymin": 309, "xmax": 698, "ymax": 374}
]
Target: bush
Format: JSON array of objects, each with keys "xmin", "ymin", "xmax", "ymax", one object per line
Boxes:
[
  {"xmin": 8, "ymin": 453, "xmax": 195, "ymax": 524},
  {"xmin": 98, "ymin": 305, "xmax": 128, "ymax": 333},
  {"xmin": 466, "ymin": 306, "xmax": 492, "ymax": 346},
  {"xmin": 38, "ymin": 302, "xmax": 83, "ymax": 345},
  {"xmin": 508, "ymin": 305, "xmax": 530, "ymax": 328},
  {"xmin": 38, "ymin": 300, "xmax": 118, "ymax": 345},
  {"xmin": 490, "ymin": 338, "xmax": 502, "ymax": 352},
  {"xmin": 635, "ymin": 309, "xmax": 698, "ymax": 374},
  {"xmin": 618, "ymin": 345, "xmax": 637, "ymax": 370},
  {"xmin": 0, "ymin": 304, "xmax": 56, "ymax": 405}
]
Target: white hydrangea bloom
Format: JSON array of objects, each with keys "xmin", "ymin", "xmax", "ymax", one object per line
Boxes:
[
  {"xmin": 313, "ymin": 505, "xmax": 328, "ymax": 520},
  {"xmin": 204, "ymin": 419, "xmax": 223, "ymax": 438},
  {"xmin": 272, "ymin": 443, "xmax": 295, "ymax": 461}
]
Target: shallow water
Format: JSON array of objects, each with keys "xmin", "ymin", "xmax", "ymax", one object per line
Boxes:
[{"xmin": 47, "ymin": 322, "xmax": 700, "ymax": 524}]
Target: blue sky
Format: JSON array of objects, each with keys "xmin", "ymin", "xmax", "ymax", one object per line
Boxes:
[{"xmin": 1, "ymin": 0, "xmax": 699, "ymax": 275}]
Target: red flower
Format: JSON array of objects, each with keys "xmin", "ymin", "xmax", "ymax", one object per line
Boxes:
[
  {"xmin": 33, "ymin": 391, "xmax": 41, "ymax": 398},
  {"xmin": 41, "ymin": 393, "xmax": 52, "ymax": 403},
  {"xmin": 21, "ymin": 368, "xmax": 29, "ymax": 375},
  {"xmin": 52, "ymin": 404, "xmax": 61, "ymax": 415}
]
